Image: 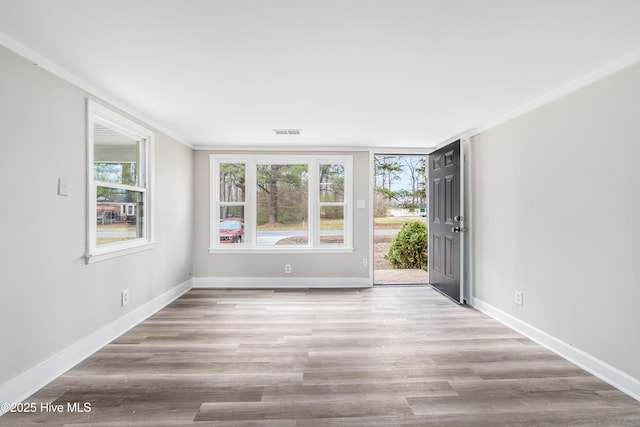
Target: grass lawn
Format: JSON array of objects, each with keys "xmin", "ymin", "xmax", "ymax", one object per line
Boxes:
[
  {"xmin": 96, "ymin": 237, "xmax": 134, "ymax": 245},
  {"xmin": 257, "ymin": 218, "xmax": 344, "ymax": 231},
  {"xmin": 96, "ymin": 223, "xmax": 135, "ymax": 231},
  {"xmin": 96, "ymin": 222, "xmax": 137, "ymax": 245},
  {"xmin": 275, "ymin": 235, "xmax": 345, "ymax": 245}
]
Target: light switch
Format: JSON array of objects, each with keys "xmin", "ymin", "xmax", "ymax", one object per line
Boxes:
[
  {"xmin": 58, "ymin": 178, "xmax": 69, "ymax": 196},
  {"xmin": 356, "ymin": 199, "xmax": 366, "ymax": 209}
]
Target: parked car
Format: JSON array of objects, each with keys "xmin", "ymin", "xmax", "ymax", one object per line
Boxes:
[{"xmin": 219, "ymin": 218, "xmax": 244, "ymax": 243}]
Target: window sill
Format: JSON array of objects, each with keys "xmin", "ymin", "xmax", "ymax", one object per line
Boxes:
[
  {"xmin": 86, "ymin": 240, "xmax": 157, "ymax": 264},
  {"xmin": 208, "ymin": 246, "xmax": 354, "ymax": 255}
]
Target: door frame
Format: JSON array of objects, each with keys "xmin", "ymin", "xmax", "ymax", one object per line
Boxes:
[
  {"xmin": 369, "ymin": 138, "xmax": 470, "ymax": 301},
  {"xmin": 368, "ymin": 149, "xmax": 431, "ymax": 286}
]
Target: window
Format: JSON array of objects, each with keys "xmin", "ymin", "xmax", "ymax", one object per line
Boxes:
[
  {"xmin": 256, "ymin": 164, "xmax": 309, "ymax": 246},
  {"xmin": 86, "ymin": 100, "xmax": 154, "ymax": 263},
  {"xmin": 211, "ymin": 155, "xmax": 352, "ymax": 252},
  {"xmin": 319, "ymin": 163, "xmax": 346, "ymax": 246}
]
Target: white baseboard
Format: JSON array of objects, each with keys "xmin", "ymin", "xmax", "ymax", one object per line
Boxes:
[
  {"xmin": 0, "ymin": 279, "xmax": 193, "ymax": 414},
  {"xmin": 471, "ymin": 297, "xmax": 640, "ymax": 402},
  {"xmin": 193, "ymin": 276, "xmax": 371, "ymax": 289}
]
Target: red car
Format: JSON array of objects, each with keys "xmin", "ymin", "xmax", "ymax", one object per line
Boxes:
[{"xmin": 219, "ymin": 218, "xmax": 244, "ymax": 243}]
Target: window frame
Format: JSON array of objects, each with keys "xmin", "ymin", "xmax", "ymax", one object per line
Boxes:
[
  {"xmin": 318, "ymin": 162, "xmax": 347, "ymax": 247},
  {"xmin": 210, "ymin": 154, "xmax": 353, "ymax": 253},
  {"xmin": 86, "ymin": 100, "xmax": 155, "ymax": 264}
]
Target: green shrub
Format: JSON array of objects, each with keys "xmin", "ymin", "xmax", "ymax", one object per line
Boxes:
[{"xmin": 385, "ymin": 221, "xmax": 428, "ymax": 269}]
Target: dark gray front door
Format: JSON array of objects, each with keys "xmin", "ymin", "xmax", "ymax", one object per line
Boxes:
[{"xmin": 428, "ymin": 140, "xmax": 463, "ymax": 303}]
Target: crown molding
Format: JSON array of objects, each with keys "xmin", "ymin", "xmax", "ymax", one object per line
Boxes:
[
  {"xmin": 0, "ymin": 32, "xmax": 193, "ymax": 149},
  {"xmin": 468, "ymin": 48, "xmax": 640, "ymax": 139}
]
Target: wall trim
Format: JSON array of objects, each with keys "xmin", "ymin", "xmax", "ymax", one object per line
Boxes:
[
  {"xmin": 471, "ymin": 297, "xmax": 640, "ymax": 402},
  {"xmin": 193, "ymin": 276, "xmax": 371, "ymax": 289},
  {"xmin": 0, "ymin": 279, "xmax": 193, "ymax": 414},
  {"xmin": 193, "ymin": 144, "xmax": 439, "ymax": 152}
]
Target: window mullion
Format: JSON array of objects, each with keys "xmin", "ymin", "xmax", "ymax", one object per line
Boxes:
[
  {"xmin": 247, "ymin": 160, "xmax": 256, "ymax": 247},
  {"xmin": 309, "ymin": 161, "xmax": 318, "ymax": 248},
  {"xmin": 345, "ymin": 157, "xmax": 352, "ymax": 247}
]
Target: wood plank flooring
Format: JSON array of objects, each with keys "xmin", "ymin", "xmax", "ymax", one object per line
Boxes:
[{"xmin": 2, "ymin": 286, "xmax": 639, "ymax": 426}]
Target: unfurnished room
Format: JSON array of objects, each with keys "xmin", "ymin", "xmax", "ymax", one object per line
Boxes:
[{"xmin": 1, "ymin": 1, "xmax": 640, "ymax": 425}]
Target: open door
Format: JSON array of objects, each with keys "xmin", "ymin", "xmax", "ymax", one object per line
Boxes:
[
  {"xmin": 372, "ymin": 154, "xmax": 428, "ymax": 285},
  {"xmin": 428, "ymin": 139, "xmax": 465, "ymax": 303}
]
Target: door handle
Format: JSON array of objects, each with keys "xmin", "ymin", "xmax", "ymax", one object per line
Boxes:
[{"xmin": 452, "ymin": 227, "xmax": 464, "ymax": 233}]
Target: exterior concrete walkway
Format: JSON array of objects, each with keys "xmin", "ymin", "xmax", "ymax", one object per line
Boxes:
[{"xmin": 374, "ymin": 268, "xmax": 427, "ymax": 284}]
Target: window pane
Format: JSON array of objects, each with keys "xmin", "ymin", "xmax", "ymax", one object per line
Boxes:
[
  {"xmin": 94, "ymin": 123, "xmax": 140, "ymax": 186},
  {"xmin": 96, "ymin": 187, "xmax": 144, "ymax": 246},
  {"xmin": 320, "ymin": 206, "xmax": 344, "ymax": 245},
  {"xmin": 220, "ymin": 205, "xmax": 244, "ymax": 220},
  {"xmin": 219, "ymin": 163, "xmax": 245, "ymax": 202},
  {"xmin": 256, "ymin": 164, "xmax": 309, "ymax": 246},
  {"xmin": 219, "ymin": 206, "xmax": 245, "ymax": 244},
  {"xmin": 319, "ymin": 164, "xmax": 344, "ymax": 202}
]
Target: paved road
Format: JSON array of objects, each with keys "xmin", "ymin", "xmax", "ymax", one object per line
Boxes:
[
  {"xmin": 256, "ymin": 230, "xmax": 338, "ymax": 246},
  {"xmin": 256, "ymin": 229, "xmax": 399, "ymax": 246},
  {"xmin": 97, "ymin": 231, "xmax": 137, "ymax": 238}
]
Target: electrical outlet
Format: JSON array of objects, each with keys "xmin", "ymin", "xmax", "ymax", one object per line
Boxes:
[
  {"xmin": 121, "ymin": 289, "xmax": 129, "ymax": 307},
  {"xmin": 284, "ymin": 264, "xmax": 292, "ymax": 274},
  {"xmin": 362, "ymin": 258, "xmax": 368, "ymax": 267},
  {"xmin": 514, "ymin": 290, "xmax": 523, "ymax": 306}
]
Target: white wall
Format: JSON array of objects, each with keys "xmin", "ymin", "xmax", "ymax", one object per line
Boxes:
[
  {"xmin": 470, "ymin": 61, "xmax": 640, "ymax": 382},
  {"xmin": 0, "ymin": 45, "xmax": 194, "ymax": 391},
  {"xmin": 192, "ymin": 150, "xmax": 371, "ymax": 286}
]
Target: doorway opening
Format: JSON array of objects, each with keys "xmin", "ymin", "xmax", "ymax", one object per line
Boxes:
[{"xmin": 373, "ymin": 154, "xmax": 428, "ymax": 285}]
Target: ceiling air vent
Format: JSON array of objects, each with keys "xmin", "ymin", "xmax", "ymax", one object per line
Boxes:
[{"xmin": 273, "ymin": 129, "xmax": 302, "ymax": 135}]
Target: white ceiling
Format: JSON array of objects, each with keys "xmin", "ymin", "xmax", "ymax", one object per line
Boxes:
[{"xmin": 1, "ymin": 0, "xmax": 640, "ymax": 149}]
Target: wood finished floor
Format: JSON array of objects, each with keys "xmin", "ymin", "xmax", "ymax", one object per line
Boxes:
[{"xmin": 2, "ymin": 286, "xmax": 639, "ymax": 426}]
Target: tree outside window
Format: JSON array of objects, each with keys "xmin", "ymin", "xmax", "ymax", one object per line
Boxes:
[{"xmin": 211, "ymin": 155, "xmax": 352, "ymax": 251}]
